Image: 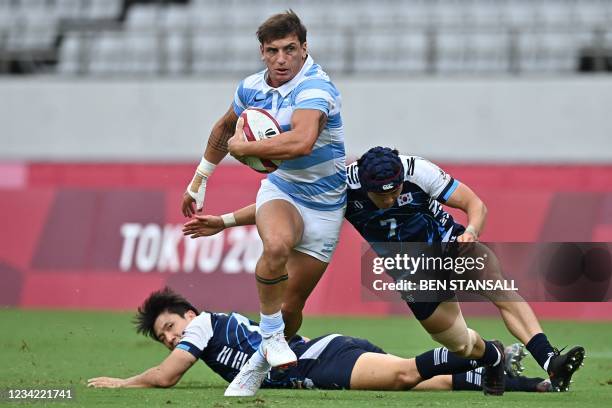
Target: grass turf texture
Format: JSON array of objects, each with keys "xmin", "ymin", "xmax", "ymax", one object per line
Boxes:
[{"xmin": 1, "ymin": 309, "xmax": 611, "ymax": 407}]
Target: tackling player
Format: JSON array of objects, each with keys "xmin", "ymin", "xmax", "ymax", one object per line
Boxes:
[
  {"xmin": 183, "ymin": 147, "xmax": 585, "ymax": 394},
  {"xmin": 344, "ymin": 147, "xmax": 584, "ymax": 393},
  {"xmin": 88, "ymin": 287, "xmax": 551, "ymax": 394},
  {"xmin": 179, "ymin": 11, "xmax": 346, "ymax": 396}
]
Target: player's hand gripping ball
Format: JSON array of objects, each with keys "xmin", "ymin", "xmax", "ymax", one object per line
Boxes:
[{"xmin": 238, "ymin": 108, "xmax": 283, "ymax": 173}]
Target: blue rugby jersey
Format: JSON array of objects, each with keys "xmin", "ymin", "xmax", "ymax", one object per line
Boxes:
[
  {"xmin": 344, "ymin": 155, "xmax": 464, "ymax": 251},
  {"xmin": 176, "ymin": 312, "xmax": 321, "ymax": 389},
  {"xmin": 232, "ymin": 55, "xmax": 346, "ymax": 211}
]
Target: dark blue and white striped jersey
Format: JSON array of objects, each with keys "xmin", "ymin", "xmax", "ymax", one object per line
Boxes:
[
  {"xmin": 344, "ymin": 155, "xmax": 464, "ymax": 250},
  {"xmin": 176, "ymin": 312, "xmax": 262, "ymax": 383},
  {"xmin": 176, "ymin": 312, "xmax": 326, "ymax": 388},
  {"xmin": 233, "ymin": 55, "xmax": 346, "ymax": 212}
]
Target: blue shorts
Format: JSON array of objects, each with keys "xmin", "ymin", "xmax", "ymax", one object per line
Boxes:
[
  {"xmin": 404, "ymin": 223, "xmax": 466, "ymax": 321},
  {"xmin": 406, "ymin": 298, "xmax": 455, "ymax": 321},
  {"xmin": 269, "ymin": 334, "xmax": 385, "ymax": 390}
]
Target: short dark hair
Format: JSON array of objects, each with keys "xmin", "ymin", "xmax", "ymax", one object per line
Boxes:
[
  {"xmin": 134, "ymin": 287, "xmax": 199, "ymax": 341},
  {"xmin": 257, "ymin": 10, "xmax": 307, "ymax": 45}
]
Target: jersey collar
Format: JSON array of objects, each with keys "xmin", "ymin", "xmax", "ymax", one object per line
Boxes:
[{"xmin": 262, "ymin": 54, "xmax": 314, "ymax": 97}]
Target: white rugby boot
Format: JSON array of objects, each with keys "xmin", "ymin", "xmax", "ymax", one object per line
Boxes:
[
  {"xmin": 224, "ymin": 353, "xmax": 270, "ymax": 397},
  {"xmin": 261, "ymin": 330, "xmax": 298, "ymax": 369}
]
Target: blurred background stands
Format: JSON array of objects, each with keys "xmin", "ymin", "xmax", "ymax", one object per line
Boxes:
[{"xmin": 1, "ymin": 0, "xmax": 611, "ymax": 76}]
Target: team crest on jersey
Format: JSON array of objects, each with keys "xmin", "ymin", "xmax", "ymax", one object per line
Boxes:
[{"xmin": 397, "ymin": 193, "xmax": 413, "ymax": 206}]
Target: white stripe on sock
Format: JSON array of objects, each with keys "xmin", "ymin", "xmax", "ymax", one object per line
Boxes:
[
  {"xmin": 543, "ymin": 355, "xmax": 553, "ymax": 371},
  {"xmin": 492, "ymin": 346, "xmax": 502, "ymax": 367}
]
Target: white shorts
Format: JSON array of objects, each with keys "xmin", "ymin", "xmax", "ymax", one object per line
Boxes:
[{"xmin": 255, "ymin": 179, "xmax": 345, "ymax": 263}]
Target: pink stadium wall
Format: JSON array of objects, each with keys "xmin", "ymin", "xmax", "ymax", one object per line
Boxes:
[{"xmin": 1, "ymin": 162, "xmax": 611, "ymax": 320}]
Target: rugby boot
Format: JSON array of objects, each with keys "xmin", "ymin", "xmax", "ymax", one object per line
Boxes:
[
  {"xmin": 547, "ymin": 346, "xmax": 585, "ymax": 392},
  {"xmin": 224, "ymin": 353, "xmax": 270, "ymax": 397},
  {"xmin": 482, "ymin": 340, "xmax": 506, "ymax": 396},
  {"xmin": 504, "ymin": 343, "xmax": 528, "ymax": 378},
  {"xmin": 260, "ymin": 329, "xmax": 298, "ymax": 369}
]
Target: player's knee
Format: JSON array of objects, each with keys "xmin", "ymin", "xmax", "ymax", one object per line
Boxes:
[
  {"xmin": 386, "ymin": 359, "xmax": 421, "ymax": 390},
  {"xmin": 430, "ymin": 324, "xmax": 476, "ymax": 358},
  {"xmin": 448, "ymin": 328, "xmax": 478, "ymax": 358},
  {"xmin": 262, "ymin": 239, "xmax": 291, "ymax": 269},
  {"xmin": 450, "ymin": 333, "xmax": 471, "ymax": 357},
  {"xmin": 395, "ymin": 369, "xmax": 420, "ymax": 390},
  {"xmin": 449, "ymin": 341, "xmax": 473, "ymax": 358}
]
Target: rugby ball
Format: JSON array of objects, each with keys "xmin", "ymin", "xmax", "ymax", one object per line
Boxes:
[{"xmin": 240, "ymin": 108, "xmax": 283, "ymax": 173}]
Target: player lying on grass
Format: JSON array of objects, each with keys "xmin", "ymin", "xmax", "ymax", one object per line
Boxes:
[
  {"xmin": 182, "ymin": 146, "xmax": 585, "ymax": 394},
  {"xmin": 88, "ymin": 288, "xmax": 551, "ymax": 393}
]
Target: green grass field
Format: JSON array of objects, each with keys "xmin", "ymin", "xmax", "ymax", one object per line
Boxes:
[{"xmin": 2, "ymin": 309, "xmax": 611, "ymax": 407}]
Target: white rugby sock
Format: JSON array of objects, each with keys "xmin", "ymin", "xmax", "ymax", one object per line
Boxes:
[{"xmin": 260, "ymin": 311, "xmax": 284, "ymax": 336}]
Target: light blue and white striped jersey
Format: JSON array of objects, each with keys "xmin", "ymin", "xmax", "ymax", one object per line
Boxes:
[{"xmin": 232, "ymin": 55, "xmax": 346, "ymax": 211}]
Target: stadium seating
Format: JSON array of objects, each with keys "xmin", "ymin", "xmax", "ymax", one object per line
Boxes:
[{"xmin": 1, "ymin": 0, "xmax": 612, "ymax": 75}]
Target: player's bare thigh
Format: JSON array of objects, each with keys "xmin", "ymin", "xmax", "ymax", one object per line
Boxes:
[
  {"xmin": 256, "ymin": 199, "xmax": 304, "ymax": 255},
  {"xmin": 350, "ymin": 352, "xmax": 422, "ymax": 391}
]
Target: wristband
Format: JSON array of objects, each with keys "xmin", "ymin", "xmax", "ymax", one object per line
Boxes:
[
  {"xmin": 196, "ymin": 157, "xmax": 216, "ymax": 176},
  {"xmin": 221, "ymin": 213, "xmax": 237, "ymax": 227},
  {"xmin": 465, "ymin": 225, "xmax": 479, "ymax": 240}
]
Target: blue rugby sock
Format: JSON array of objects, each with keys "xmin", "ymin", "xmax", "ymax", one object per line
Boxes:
[
  {"xmin": 452, "ymin": 369, "xmax": 484, "ymax": 390},
  {"xmin": 453, "ymin": 371, "xmax": 547, "ymax": 392},
  {"xmin": 415, "ymin": 347, "xmax": 481, "ymax": 380},
  {"xmin": 476, "ymin": 340, "xmax": 502, "ymax": 367},
  {"xmin": 526, "ymin": 333, "xmax": 556, "ymax": 371}
]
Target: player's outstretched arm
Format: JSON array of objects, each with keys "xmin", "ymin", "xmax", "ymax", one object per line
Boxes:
[
  {"xmin": 182, "ymin": 106, "xmax": 239, "ymax": 217},
  {"xmin": 87, "ymin": 348, "xmax": 196, "ymax": 389},
  {"xmin": 444, "ymin": 183, "xmax": 487, "ymax": 242},
  {"xmin": 228, "ymin": 109, "xmax": 326, "ymax": 160},
  {"xmin": 182, "ymin": 204, "xmax": 256, "ymax": 238}
]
